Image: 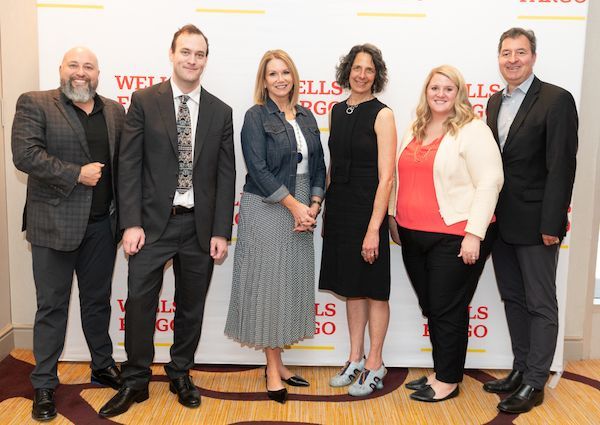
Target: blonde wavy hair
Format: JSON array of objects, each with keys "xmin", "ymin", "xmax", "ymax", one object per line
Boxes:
[
  {"xmin": 253, "ymin": 49, "xmax": 300, "ymax": 109},
  {"xmin": 412, "ymin": 65, "xmax": 476, "ymax": 142}
]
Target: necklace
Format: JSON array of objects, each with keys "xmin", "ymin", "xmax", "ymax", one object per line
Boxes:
[
  {"xmin": 289, "ymin": 119, "xmax": 305, "ymax": 163},
  {"xmin": 413, "ymin": 137, "xmax": 442, "ymax": 163},
  {"xmin": 346, "ymin": 104, "xmax": 358, "ymax": 114},
  {"xmin": 345, "ymin": 96, "xmax": 374, "ymax": 115}
]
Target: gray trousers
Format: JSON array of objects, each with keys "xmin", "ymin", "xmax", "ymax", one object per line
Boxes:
[
  {"xmin": 492, "ymin": 237, "xmax": 560, "ymax": 389},
  {"xmin": 30, "ymin": 216, "xmax": 116, "ymax": 389},
  {"xmin": 121, "ymin": 213, "xmax": 214, "ymax": 390}
]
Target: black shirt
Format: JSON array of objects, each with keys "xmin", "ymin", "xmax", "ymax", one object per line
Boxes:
[{"xmin": 70, "ymin": 95, "xmax": 112, "ymax": 221}]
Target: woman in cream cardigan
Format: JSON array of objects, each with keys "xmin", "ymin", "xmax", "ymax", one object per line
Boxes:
[{"xmin": 389, "ymin": 65, "xmax": 503, "ymax": 402}]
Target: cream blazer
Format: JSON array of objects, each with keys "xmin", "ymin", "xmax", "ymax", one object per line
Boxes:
[{"xmin": 388, "ymin": 119, "xmax": 504, "ymax": 240}]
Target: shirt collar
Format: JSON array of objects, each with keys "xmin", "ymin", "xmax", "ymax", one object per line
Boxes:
[
  {"xmin": 503, "ymin": 73, "xmax": 535, "ymax": 99},
  {"xmin": 171, "ymin": 79, "xmax": 201, "ymax": 104}
]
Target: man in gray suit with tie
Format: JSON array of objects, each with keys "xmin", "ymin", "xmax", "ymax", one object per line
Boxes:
[
  {"xmin": 12, "ymin": 47, "xmax": 125, "ymax": 421},
  {"xmin": 99, "ymin": 24, "xmax": 235, "ymax": 417}
]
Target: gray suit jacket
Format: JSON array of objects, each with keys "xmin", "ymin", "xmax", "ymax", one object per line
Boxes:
[
  {"xmin": 12, "ymin": 89, "xmax": 125, "ymax": 251},
  {"xmin": 118, "ymin": 81, "xmax": 235, "ymax": 252}
]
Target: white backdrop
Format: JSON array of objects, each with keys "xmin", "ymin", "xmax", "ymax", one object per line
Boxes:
[{"xmin": 33, "ymin": 0, "xmax": 589, "ymax": 368}]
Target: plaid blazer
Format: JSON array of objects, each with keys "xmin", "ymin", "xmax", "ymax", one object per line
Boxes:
[{"xmin": 11, "ymin": 89, "xmax": 125, "ymax": 251}]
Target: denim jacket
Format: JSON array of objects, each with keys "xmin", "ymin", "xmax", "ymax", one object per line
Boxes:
[{"xmin": 241, "ymin": 97, "xmax": 326, "ymax": 203}]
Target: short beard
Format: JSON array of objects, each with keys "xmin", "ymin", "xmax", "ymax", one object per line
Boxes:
[{"xmin": 60, "ymin": 77, "xmax": 97, "ymax": 103}]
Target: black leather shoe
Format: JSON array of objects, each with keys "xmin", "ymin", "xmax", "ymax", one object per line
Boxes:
[
  {"xmin": 169, "ymin": 375, "xmax": 201, "ymax": 408},
  {"xmin": 267, "ymin": 387, "xmax": 288, "ymax": 404},
  {"xmin": 405, "ymin": 376, "xmax": 429, "ymax": 391},
  {"xmin": 266, "ymin": 378, "xmax": 288, "ymax": 405},
  {"xmin": 483, "ymin": 370, "xmax": 523, "ymax": 394},
  {"xmin": 91, "ymin": 365, "xmax": 122, "ymax": 390},
  {"xmin": 282, "ymin": 375, "xmax": 310, "ymax": 387},
  {"xmin": 32, "ymin": 388, "xmax": 57, "ymax": 422},
  {"xmin": 497, "ymin": 384, "xmax": 544, "ymax": 414},
  {"xmin": 410, "ymin": 385, "xmax": 459, "ymax": 402},
  {"xmin": 98, "ymin": 386, "xmax": 149, "ymax": 417}
]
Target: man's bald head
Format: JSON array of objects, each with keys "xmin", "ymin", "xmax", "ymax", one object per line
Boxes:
[{"xmin": 59, "ymin": 46, "xmax": 100, "ymax": 104}]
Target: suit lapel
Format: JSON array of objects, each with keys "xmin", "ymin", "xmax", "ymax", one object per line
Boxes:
[
  {"xmin": 54, "ymin": 91, "xmax": 91, "ymax": 159},
  {"xmin": 486, "ymin": 92, "xmax": 502, "ymax": 144},
  {"xmin": 503, "ymin": 77, "xmax": 541, "ymax": 151},
  {"xmin": 194, "ymin": 87, "xmax": 215, "ymax": 166},
  {"xmin": 101, "ymin": 97, "xmax": 116, "ymax": 160},
  {"xmin": 156, "ymin": 81, "xmax": 179, "ymax": 157}
]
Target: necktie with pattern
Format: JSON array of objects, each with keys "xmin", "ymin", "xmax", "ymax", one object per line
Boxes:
[{"xmin": 176, "ymin": 94, "xmax": 192, "ymax": 194}]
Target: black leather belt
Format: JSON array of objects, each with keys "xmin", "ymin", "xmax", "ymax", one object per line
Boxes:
[{"xmin": 171, "ymin": 206, "xmax": 194, "ymax": 216}]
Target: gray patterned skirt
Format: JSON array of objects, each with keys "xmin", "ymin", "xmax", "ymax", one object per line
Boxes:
[{"xmin": 224, "ymin": 174, "xmax": 315, "ymax": 349}]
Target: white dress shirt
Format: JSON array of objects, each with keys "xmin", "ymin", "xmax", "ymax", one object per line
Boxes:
[{"xmin": 498, "ymin": 73, "xmax": 535, "ymax": 151}]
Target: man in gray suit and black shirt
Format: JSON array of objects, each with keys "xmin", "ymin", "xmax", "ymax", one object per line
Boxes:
[
  {"xmin": 484, "ymin": 28, "xmax": 578, "ymax": 414},
  {"xmin": 99, "ymin": 24, "xmax": 235, "ymax": 417},
  {"xmin": 12, "ymin": 47, "xmax": 125, "ymax": 421}
]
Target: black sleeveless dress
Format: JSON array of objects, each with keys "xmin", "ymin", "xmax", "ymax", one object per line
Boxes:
[{"xmin": 319, "ymin": 98, "xmax": 391, "ymax": 300}]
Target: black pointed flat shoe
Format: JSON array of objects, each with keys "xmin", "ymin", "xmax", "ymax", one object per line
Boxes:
[
  {"xmin": 267, "ymin": 387, "xmax": 288, "ymax": 404},
  {"xmin": 410, "ymin": 385, "xmax": 459, "ymax": 403},
  {"xmin": 405, "ymin": 376, "xmax": 429, "ymax": 391},
  {"xmin": 282, "ymin": 375, "xmax": 310, "ymax": 387}
]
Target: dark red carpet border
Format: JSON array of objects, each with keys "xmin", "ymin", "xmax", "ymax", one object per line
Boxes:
[
  {"xmin": 2, "ymin": 355, "xmax": 600, "ymax": 425},
  {"xmin": 0, "ymin": 355, "xmax": 121, "ymax": 424}
]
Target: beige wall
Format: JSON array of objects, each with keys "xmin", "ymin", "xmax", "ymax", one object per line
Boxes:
[
  {"xmin": 1, "ymin": 1, "xmax": 600, "ymax": 361},
  {"xmin": 568, "ymin": 0, "xmax": 600, "ymax": 359},
  {"xmin": 0, "ymin": 0, "xmax": 39, "ymax": 354},
  {"xmin": 0, "ymin": 23, "xmax": 13, "ymax": 360}
]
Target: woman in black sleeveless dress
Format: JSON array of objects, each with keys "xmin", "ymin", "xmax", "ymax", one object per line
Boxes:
[{"xmin": 319, "ymin": 44, "xmax": 397, "ymax": 396}]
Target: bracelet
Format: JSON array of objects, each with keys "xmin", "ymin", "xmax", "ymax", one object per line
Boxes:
[{"xmin": 310, "ymin": 199, "xmax": 322, "ymax": 207}]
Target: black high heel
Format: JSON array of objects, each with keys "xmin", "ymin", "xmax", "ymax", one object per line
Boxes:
[
  {"xmin": 264, "ymin": 366, "xmax": 309, "ymax": 387},
  {"xmin": 282, "ymin": 375, "xmax": 310, "ymax": 387},
  {"xmin": 264, "ymin": 367, "xmax": 288, "ymax": 404},
  {"xmin": 266, "ymin": 386, "xmax": 288, "ymax": 404}
]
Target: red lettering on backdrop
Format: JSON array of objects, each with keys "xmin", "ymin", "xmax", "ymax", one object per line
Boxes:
[
  {"xmin": 315, "ymin": 321, "xmax": 336, "ymax": 335},
  {"xmin": 466, "ymin": 82, "xmax": 501, "ymax": 118},
  {"xmin": 315, "ymin": 303, "xmax": 338, "ymax": 335},
  {"xmin": 299, "ymin": 80, "xmax": 343, "ymax": 95},
  {"xmin": 157, "ymin": 299, "xmax": 175, "ymax": 313},
  {"xmin": 420, "ymin": 305, "xmax": 489, "ymax": 339},
  {"xmin": 114, "ymin": 75, "xmax": 168, "ymax": 110},
  {"xmin": 315, "ymin": 303, "xmax": 336, "ymax": 317},
  {"xmin": 298, "ymin": 80, "xmax": 342, "ymax": 116},
  {"xmin": 117, "ymin": 299, "xmax": 126, "ymax": 313},
  {"xmin": 115, "ymin": 75, "xmax": 168, "ymax": 91}
]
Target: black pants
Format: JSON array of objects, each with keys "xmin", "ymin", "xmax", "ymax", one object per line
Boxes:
[
  {"xmin": 121, "ymin": 213, "xmax": 214, "ymax": 390},
  {"xmin": 398, "ymin": 224, "xmax": 497, "ymax": 383},
  {"xmin": 492, "ymin": 237, "xmax": 559, "ymax": 389},
  {"xmin": 31, "ymin": 216, "xmax": 116, "ymax": 389}
]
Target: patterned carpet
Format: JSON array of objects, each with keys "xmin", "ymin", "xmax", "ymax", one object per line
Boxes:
[{"xmin": 1, "ymin": 350, "xmax": 600, "ymax": 424}]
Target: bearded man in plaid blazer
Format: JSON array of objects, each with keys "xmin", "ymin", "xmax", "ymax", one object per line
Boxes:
[{"xmin": 12, "ymin": 47, "xmax": 125, "ymax": 422}]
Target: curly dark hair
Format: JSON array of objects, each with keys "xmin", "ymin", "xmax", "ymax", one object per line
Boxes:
[{"xmin": 335, "ymin": 44, "xmax": 388, "ymax": 94}]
